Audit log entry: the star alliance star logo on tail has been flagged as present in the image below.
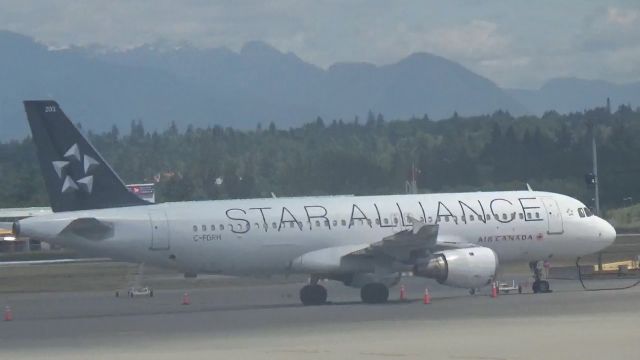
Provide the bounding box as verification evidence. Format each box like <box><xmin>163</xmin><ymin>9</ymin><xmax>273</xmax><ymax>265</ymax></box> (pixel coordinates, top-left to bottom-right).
<box><xmin>51</xmin><ymin>143</ymin><xmax>100</xmax><ymax>194</ymax></box>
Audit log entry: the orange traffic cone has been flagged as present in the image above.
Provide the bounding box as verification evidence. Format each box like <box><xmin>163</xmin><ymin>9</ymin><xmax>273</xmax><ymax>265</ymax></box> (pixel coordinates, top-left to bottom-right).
<box><xmin>491</xmin><ymin>282</ymin><xmax>498</xmax><ymax>298</ymax></box>
<box><xmin>423</xmin><ymin>288</ymin><xmax>431</xmax><ymax>304</ymax></box>
<box><xmin>399</xmin><ymin>285</ymin><xmax>406</xmax><ymax>301</ymax></box>
<box><xmin>182</xmin><ymin>292</ymin><xmax>191</xmax><ymax>305</ymax></box>
<box><xmin>4</xmin><ymin>306</ymin><xmax>13</xmax><ymax>321</ymax></box>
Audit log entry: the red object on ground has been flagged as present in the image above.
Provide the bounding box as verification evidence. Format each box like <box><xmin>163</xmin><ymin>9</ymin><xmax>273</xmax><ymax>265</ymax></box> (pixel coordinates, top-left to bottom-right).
<box><xmin>4</xmin><ymin>306</ymin><xmax>13</xmax><ymax>321</ymax></box>
<box><xmin>423</xmin><ymin>288</ymin><xmax>431</xmax><ymax>304</ymax></box>
<box><xmin>491</xmin><ymin>282</ymin><xmax>498</xmax><ymax>298</ymax></box>
<box><xmin>182</xmin><ymin>292</ymin><xmax>191</xmax><ymax>305</ymax></box>
<box><xmin>400</xmin><ymin>285</ymin><xmax>406</xmax><ymax>301</ymax></box>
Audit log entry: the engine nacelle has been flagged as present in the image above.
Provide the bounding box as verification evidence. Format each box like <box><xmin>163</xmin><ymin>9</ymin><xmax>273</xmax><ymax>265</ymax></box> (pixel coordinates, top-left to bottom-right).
<box><xmin>413</xmin><ymin>247</ymin><xmax>498</xmax><ymax>289</ymax></box>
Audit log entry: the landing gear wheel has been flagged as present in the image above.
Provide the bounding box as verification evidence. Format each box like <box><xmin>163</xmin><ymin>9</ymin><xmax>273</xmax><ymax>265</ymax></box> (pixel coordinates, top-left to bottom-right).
<box><xmin>360</xmin><ymin>283</ymin><xmax>389</xmax><ymax>304</ymax></box>
<box><xmin>532</xmin><ymin>280</ymin><xmax>551</xmax><ymax>293</ymax></box>
<box><xmin>530</xmin><ymin>261</ymin><xmax>552</xmax><ymax>294</ymax></box>
<box><xmin>299</xmin><ymin>284</ymin><xmax>327</xmax><ymax>305</ymax></box>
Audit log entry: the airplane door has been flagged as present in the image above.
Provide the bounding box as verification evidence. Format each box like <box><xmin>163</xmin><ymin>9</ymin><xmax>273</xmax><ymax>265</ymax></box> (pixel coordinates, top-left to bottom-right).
<box><xmin>541</xmin><ymin>197</ymin><xmax>564</xmax><ymax>235</ymax></box>
<box><xmin>149</xmin><ymin>210</ymin><xmax>170</xmax><ymax>250</ymax></box>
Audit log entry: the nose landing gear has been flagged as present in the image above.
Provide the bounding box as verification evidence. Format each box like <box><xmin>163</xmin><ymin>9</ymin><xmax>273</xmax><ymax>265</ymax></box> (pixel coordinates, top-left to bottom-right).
<box><xmin>530</xmin><ymin>261</ymin><xmax>552</xmax><ymax>293</ymax></box>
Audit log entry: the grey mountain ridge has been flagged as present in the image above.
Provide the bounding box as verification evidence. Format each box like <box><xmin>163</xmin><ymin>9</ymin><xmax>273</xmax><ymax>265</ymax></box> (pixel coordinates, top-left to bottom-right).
<box><xmin>0</xmin><ymin>30</ymin><xmax>637</xmax><ymax>140</ymax></box>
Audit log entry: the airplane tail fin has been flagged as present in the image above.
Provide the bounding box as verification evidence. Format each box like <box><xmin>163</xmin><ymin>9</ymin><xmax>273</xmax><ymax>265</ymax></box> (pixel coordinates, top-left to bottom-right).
<box><xmin>23</xmin><ymin>100</ymin><xmax>149</xmax><ymax>212</ymax></box>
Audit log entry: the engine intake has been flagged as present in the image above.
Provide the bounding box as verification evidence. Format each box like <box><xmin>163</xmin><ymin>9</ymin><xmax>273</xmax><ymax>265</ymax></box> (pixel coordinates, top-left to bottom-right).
<box><xmin>413</xmin><ymin>247</ymin><xmax>498</xmax><ymax>289</ymax></box>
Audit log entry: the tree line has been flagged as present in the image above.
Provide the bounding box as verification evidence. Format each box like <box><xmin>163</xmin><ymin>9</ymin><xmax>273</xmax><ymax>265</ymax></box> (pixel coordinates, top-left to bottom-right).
<box><xmin>1</xmin><ymin>105</ymin><xmax>639</xmax><ymax>214</ymax></box>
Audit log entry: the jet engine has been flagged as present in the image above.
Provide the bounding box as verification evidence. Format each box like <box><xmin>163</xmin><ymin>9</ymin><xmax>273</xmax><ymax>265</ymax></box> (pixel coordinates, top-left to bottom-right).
<box><xmin>413</xmin><ymin>247</ymin><xmax>498</xmax><ymax>289</ymax></box>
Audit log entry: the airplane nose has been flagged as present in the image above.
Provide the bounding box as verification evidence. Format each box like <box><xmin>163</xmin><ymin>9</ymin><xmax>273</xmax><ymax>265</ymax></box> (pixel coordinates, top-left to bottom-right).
<box><xmin>596</xmin><ymin>218</ymin><xmax>616</xmax><ymax>249</ymax></box>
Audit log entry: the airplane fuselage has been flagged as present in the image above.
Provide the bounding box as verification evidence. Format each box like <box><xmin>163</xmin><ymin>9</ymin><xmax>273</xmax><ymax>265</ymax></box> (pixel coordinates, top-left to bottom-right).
<box><xmin>18</xmin><ymin>190</ymin><xmax>615</xmax><ymax>277</ymax></box>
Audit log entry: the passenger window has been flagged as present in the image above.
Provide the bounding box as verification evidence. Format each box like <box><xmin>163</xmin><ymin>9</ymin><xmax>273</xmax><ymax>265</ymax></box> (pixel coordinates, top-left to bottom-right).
<box><xmin>445</xmin><ymin>216</ymin><xmax>450</xmax><ymax>222</ymax></box>
<box><xmin>526</xmin><ymin>213</ymin><xmax>532</xmax><ymax>219</ymax></box>
<box><xmin>486</xmin><ymin>214</ymin><xmax>491</xmax><ymax>220</ymax></box>
<box><xmin>220</xmin><ymin>224</ymin><xmax>225</xmax><ymax>230</ymax></box>
<box><xmin>469</xmin><ymin>215</ymin><xmax>474</xmax><ymax>221</ymax></box>
<box><xmin>519</xmin><ymin>213</ymin><xmax>524</xmax><ymax>220</ymax></box>
<box><xmin>375</xmin><ymin>218</ymin><xmax>380</xmax><ymax>225</ymax></box>
<box><xmin>384</xmin><ymin>218</ymin><xmax>389</xmax><ymax>225</ymax></box>
<box><xmin>359</xmin><ymin>219</ymin><xmax>364</xmax><ymax>225</ymax></box>
<box><xmin>193</xmin><ymin>225</ymin><xmax>198</xmax><ymax>232</ymax></box>
<box><xmin>428</xmin><ymin>216</ymin><xmax>433</xmax><ymax>223</ymax></box>
<box><xmin>333</xmin><ymin>220</ymin><xmax>338</xmax><ymax>226</ymax></box>
<box><xmin>578</xmin><ymin>208</ymin><xmax>585</xmax><ymax>218</ymax></box>
<box><xmin>315</xmin><ymin>220</ymin><xmax>321</xmax><ymax>227</ymax></box>
<box><xmin>211</xmin><ymin>225</ymin><xmax>215</xmax><ymax>231</ymax></box>
<box><xmin>393</xmin><ymin>217</ymin><xmax>399</xmax><ymax>224</ymax></box>
<box><xmin>461</xmin><ymin>215</ymin><xmax>466</xmax><ymax>222</ymax></box>
<box><xmin>272</xmin><ymin>222</ymin><xmax>277</xmax><ymax>229</ymax></box>
<box><xmin>502</xmin><ymin>213</ymin><xmax>507</xmax><ymax>220</ymax></box>
<box><xmin>535</xmin><ymin>212</ymin><xmax>540</xmax><ymax>219</ymax></box>
<box><xmin>341</xmin><ymin>219</ymin><xmax>347</xmax><ymax>226</ymax></box>
<box><xmin>254</xmin><ymin>223</ymin><xmax>260</xmax><ymax>229</ymax></box>
<box><xmin>201</xmin><ymin>225</ymin><xmax>207</xmax><ymax>231</ymax></box>
<box><xmin>325</xmin><ymin>220</ymin><xmax>330</xmax><ymax>227</ymax></box>
<box><xmin>289</xmin><ymin>222</ymin><xmax>295</xmax><ymax>228</ymax></box>
<box><xmin>419</xmin><ymin>217</ymin><xmax>425</xmax><ymax>222</ymax></box>
<box><xmin>349</xmin><ymin>220</ymin><xmax>354</xmax><ymax>226</ymax></box>
<box><xmin>367</xmin><ymin>219</ymin><xmax>372</xmax><ymax>226</ymax></box>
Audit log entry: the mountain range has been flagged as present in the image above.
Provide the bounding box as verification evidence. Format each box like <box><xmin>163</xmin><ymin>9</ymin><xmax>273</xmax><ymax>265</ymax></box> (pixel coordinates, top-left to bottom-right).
<box><xmin>0</xmin><ymin>30</ymin><xmax>638</xmax><ymax>140</ymax></box>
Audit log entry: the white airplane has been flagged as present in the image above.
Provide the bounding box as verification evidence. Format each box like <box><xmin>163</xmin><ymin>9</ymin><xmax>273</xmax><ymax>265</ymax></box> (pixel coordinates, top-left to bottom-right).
<box><xmin>13</xmin><ymin>101</ymin><xmax>616</xmax><ymax>304</ymax></box>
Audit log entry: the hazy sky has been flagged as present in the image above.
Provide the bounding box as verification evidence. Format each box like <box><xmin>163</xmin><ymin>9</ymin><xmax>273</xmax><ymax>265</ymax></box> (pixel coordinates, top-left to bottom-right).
<box><xmin>1</xmin><ymin>0</ymin><xmax>639</xmax><ymax>88</ymax></box>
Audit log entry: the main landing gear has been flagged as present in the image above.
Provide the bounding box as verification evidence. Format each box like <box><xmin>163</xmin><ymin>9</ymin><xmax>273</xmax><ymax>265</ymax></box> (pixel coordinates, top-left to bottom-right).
<box><xmin>300</xmin><ymin>277</ymin><xmax>327</xmax><ymax>306</ymax></box>
<box><xmin>360</xmin><ymin>283</ymin><xmax>389</xmax><ymax>304</ymax></box>
<box><xmin>299</xmin><ymin>278</ymin><xmax>391</xmax><ymax>305</ymax></box>
<box><xmin>529</xmin><ymin>261</ymin><xmax>551</xmax><ymax>294</ymax></box>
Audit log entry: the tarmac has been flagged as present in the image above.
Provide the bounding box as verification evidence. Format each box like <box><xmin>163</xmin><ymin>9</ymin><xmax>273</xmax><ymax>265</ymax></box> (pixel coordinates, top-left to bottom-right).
<box><xmin>1</xmin><ymin>272</ymin><xmax>639</xmax><ymax>359</ymax></box>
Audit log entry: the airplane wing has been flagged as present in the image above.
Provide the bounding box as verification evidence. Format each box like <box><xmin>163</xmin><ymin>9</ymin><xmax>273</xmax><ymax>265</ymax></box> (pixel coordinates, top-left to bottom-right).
<box><xmin>292</xmin><ymin>217</ymin><xmax>479</xmax><ymax>274</ymax></box>
<box><xmin>349</xmin><ymin>217</ymin><xmax>476</xmax><ymax>261</ymax></box>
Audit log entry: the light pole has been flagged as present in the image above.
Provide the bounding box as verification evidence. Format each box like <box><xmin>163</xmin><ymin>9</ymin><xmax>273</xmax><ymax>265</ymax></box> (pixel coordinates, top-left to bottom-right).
<box><xmin>591</xmin><ymin>125</ymin><xmax>600</xmax><ymax>216</ymax></box>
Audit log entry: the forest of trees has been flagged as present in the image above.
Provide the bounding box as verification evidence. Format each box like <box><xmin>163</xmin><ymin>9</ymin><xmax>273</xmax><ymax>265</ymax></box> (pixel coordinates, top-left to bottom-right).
<box><xmin>1</xmin><ymin>105</ymin><xmax>639</xmax><ymax>214</ymax></box>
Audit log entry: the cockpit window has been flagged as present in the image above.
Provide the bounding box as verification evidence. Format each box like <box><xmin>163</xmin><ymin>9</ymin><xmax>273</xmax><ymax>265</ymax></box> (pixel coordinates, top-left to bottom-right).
<box><xmin>584</xmin><ymin>207</ymin><xmax>593</xmax><ymax>217</ymax></box>
<box><xmin>578</xmin><ymin>208</ymin><xmax>585</xmax><ymax>218</ymax></box>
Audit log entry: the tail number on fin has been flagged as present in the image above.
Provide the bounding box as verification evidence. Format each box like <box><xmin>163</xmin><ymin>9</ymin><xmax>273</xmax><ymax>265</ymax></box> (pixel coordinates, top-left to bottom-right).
<box><xmin>45</xmin><ymin>106</ymin><xmax>57</xmax><ymax>113</ymax></box>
